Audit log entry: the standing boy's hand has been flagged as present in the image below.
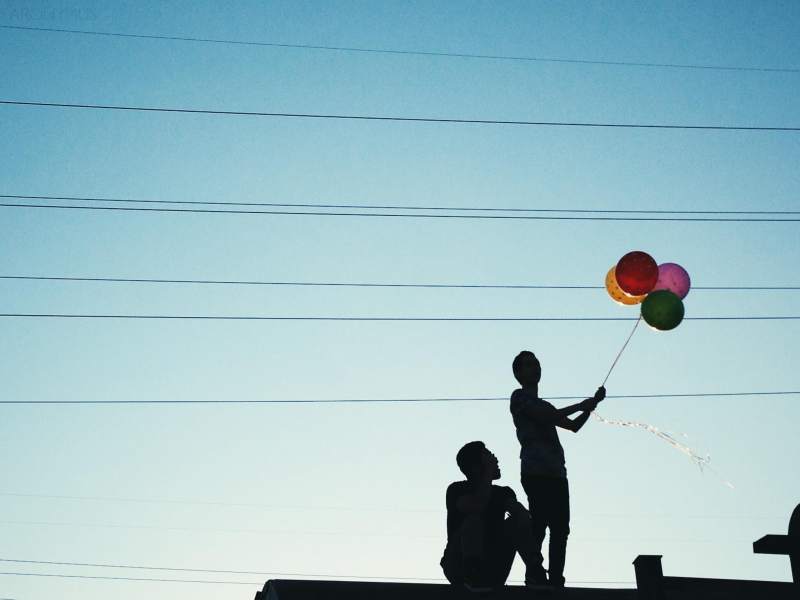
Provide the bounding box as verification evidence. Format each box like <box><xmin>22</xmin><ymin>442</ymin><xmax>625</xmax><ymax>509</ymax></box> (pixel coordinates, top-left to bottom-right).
<box><xmin>579</xmin><ymin>387</ymin><xmax>605</xmax><ymax>412</ymax></box>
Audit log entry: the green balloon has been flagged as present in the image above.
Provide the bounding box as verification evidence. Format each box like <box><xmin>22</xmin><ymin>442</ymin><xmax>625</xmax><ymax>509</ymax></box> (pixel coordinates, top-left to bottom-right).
<box><xmin>641</xmin><ymin>290</ymin><xmax>684</xmax><ymax>331</ymax></box>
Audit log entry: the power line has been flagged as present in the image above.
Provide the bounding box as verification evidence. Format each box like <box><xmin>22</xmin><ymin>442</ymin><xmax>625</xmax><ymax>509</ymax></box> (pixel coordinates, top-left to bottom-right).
<box><xmin>0</xmin><ymin>569</ymin><xmax>631</xmax><ymax>588</ymax></box>
<box><xmin>0</xmin><ymin>491</ymin><xmax>785</xmax><ymax>520</ymax></box>
<box><xmin>0</xmin><ymin>519</ymin><xmax>440</xmax><ymax>539</ymax></box>
<box><xmin>2</xmin><ymin>100</ymin><xmax>799</xmax><ymax>131</ymax></box>
<box><xmin>0</xmin><ymin>558</ymin><xmax>634</xmax><ymax>586</ymax></box>
<box><xmin>0</xmin><ymin>491</ymin><xmax>438</xmax><ymax>512</ymax></box>
<box><xmin>3</xmin><ymin>202</ymin><xmax>799</xmax><ymax>222</ymax></box>
<box><xmin>0</xmin><ymin>558</ymin><xmax>437</xmax><ymax>582</ymax></box>
<box><xmin>0</xmin><ymin>570</ymin><xmax>258</xmax><ymax>585</ymax></box>
<box><xmin>0</xmin><ymin>275</ymin><xmax>593</xmax><ymax>289</ymax></box>
<box><xmin>3</xmin><ymin>193</ymin><xmax>799</xmax><ymax>215</ymax></box>
<box><xmin>0</xmin><ymin>520</ymin><xmax>744</xmax><ymax>544</ymax></box>
<box><xmin>0</xmin><ymin>571</ymin><xmax>633</xmax><ymax>588</ymax></box>
<box><xmin>0</xmin><ymin>558</ymin><xmax>446</xmax><ymax>581</ymax></box>
<box><xmin>0</xmin><ymin>397</ymin><xmax>508</xmax><ymax>405</ymax></box>
<box><xmin>1</xmin><ymin>391</ymin><xmax>797</xmax><ymax>405</ymax></box>
<box><xmin>0</xmin><ymin>313</ymin><xmax>798</xmax><ymax>322</ymax></box>
<box><xmin>1</xmin><ymin>23</ymin><xmax>796</xmax><ymax>75</ymax></box>
<box><xmin>1</xmin><ymin>274</ymin><xmax>797</xmax><ymax>291</ymax></box>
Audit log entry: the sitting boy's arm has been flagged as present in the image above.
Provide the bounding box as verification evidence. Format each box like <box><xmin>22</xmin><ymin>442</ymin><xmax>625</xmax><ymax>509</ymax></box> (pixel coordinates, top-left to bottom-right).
<box><xmin>506</xmin><ymin>498</ymin><xmax>530</xmax><ymax>519</ymax></box>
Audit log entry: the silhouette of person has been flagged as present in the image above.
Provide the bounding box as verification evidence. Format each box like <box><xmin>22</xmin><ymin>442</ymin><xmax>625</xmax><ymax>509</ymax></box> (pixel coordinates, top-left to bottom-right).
<box><xmin>510</xmin><ymin>351</ymin><xmax>605</xmax><ymax>589</ymax></box>
<box><xmin>440</xmin><ymin>441</ymin><xmax>537</xmax><ymax>592</ymax></box>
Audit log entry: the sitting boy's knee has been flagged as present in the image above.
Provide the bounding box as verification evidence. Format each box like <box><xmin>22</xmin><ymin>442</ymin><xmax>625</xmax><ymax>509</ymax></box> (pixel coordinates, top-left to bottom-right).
<box><xmin>504</xmin><ymin>512</ymin><xmax>532</xmax><ymax>536</ymax></box>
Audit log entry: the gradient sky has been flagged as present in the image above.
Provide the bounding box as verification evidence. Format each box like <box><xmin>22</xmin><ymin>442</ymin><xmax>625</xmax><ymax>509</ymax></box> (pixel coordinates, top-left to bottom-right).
<box><xmin>1</xmin><ymin>2</ymin><xmax>799</xmax><ymax>599</ymax></box>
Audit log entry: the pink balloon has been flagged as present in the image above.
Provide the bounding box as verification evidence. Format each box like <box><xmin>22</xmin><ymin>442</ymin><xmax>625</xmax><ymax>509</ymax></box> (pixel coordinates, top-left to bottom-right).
<box><xmin>654</xmin><ymin>263</ymin><xmax>691</xmax><ymax>299</ymax></box>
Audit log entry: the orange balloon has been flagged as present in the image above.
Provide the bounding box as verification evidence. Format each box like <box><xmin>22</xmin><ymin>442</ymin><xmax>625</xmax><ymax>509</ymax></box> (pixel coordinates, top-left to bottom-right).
<box><xmin>606</xmin><ymin>266</ymin><xmax>646</xmax><ymax>306</ymax></box>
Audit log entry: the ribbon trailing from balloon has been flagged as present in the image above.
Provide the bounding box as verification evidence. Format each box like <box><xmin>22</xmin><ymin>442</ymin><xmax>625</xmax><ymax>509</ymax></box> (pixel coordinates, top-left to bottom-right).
<box><xmin>591</xmin><ymin>410</ymin><xmax>734</xmax><ymax>489</ymax></box>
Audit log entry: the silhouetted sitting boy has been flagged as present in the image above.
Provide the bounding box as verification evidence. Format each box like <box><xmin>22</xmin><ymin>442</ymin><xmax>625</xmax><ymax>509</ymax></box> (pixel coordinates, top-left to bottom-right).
<box><xmin>440</xmin><ymin>441</ymin><xmax>536</xmax><ymax>592</ymax></box>
<box><xmin>510</xmin><ymin>350</ymin><xmax>605</xmax><ymax>589</ymax></box>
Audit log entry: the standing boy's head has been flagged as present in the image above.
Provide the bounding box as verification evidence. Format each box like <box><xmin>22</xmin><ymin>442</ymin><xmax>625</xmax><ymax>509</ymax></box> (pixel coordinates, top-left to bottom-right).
<box><xmin>456</xmin><ymin>441</ymin><xmax>501</xmax><ymax>481</ymax></box>
<box><xmin>513</xmin><ymin>350</ymin><xmax>541</xmax><ymax>386</ymax></box>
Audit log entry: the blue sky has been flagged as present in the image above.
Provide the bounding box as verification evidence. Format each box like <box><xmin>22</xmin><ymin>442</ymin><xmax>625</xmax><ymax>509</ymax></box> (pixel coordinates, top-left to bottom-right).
<box><xmin>1</xmin><ymin>2</ymin><xmax>798</xmax><ymax>599</ymax></box>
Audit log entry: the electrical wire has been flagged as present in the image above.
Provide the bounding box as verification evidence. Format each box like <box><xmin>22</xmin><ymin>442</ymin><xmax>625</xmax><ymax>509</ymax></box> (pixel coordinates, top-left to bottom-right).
<box><xmin>4</xmin><ymin>201</ymin><xmax>800</xmax><ymax>221</ymax></box>
<box><xmin>0</xmin><ymin>558</ymin><xmax>457</xmax><ymax>581</ymax></box>
<box><xmin>2</xmin><ymin>100</ymin><xmax>799</xmax><ymax>131</ymax></box>
<box><xmin>0</xmin><ymin>391</ymin><xmax>797</xmax><ymax>405</ymax></box>
<box><xmin>1</xmin><ymin>23</ymin><xmax>796</xmax><ymax>74</ymax></box>
<box><xmin>8</xmin><ymin>558</ymin><xmax>413</xmax><ymax>579</ymax></box>
<box><xmin>0</xmin><ymin>313</ymin><xmax>798</xmax><ymax>321</ymax></box>
<box><xmin>0</xmin><ymin>558</ymin><xmax>635</xmax><ymax>585</ymax></box>
<box><xmin>3</xmin><ymin>194</ymin><xmax>799</xmax><ymax>215</ymax></box>
<box><xmin>0</xmin><ymin>491</ymin><xmax>786</xmax><ymax>519</ymax></box>
<box><xmin>0</xmin><ymin>571</ymin><xmax>258</xmax><ymax>585</ymax></box>
<box><xmin>0</xmin><ymin>569</ymin><xmax>633</xmax><ymax>587</ymax></box>
<box><xmin>0</xmin><ymin>492</ymin><xmax>436</xmax><ymax>512</ymax></box>
<box><xmin>1</xmin><ymin>274</ymin><xmax>797</xmax><ymax>290</ymax></box>
<box><xmin>0</xmin><ymin>519</ymin><xmax>440</xmax><ymax>539</ymax></box>
<box><xmin>0</xmin><ymin>520</ymin><xmax>744</xmax><ymax>544</ymax></box>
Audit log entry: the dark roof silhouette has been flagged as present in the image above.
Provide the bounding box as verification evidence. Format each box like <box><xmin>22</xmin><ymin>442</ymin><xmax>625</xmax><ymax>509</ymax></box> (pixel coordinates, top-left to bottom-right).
<box><xmin>634</xmin><ymin>555</ymin><xmax>796</xmax><ymax>600</ymax></box>
<box><xmin>256</xmin><ymin>579</ymin><xmax>636</xmax><ymax>599</ymax></box>
<box><xmin>253</xmin><ymin>502</ymin><xmax>799</xmax><ymax>599</ymax></box>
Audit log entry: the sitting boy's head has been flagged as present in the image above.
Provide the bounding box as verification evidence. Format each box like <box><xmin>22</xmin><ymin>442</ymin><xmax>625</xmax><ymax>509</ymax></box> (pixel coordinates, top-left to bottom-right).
<box><xmin>513</xmin><ymin>350</ymin><xmax>541</xmax><ymax>386</ymax></box>
<box><xmin>456</xmin><ymin>441</ymin><xmax>500</xmax><ymax>481</ymax></box>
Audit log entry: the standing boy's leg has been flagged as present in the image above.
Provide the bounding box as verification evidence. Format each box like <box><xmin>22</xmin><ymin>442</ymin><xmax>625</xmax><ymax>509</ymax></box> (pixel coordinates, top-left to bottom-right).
<box><xmin>521</xmin><ymin>474</ymin><xmax>548</xmax><ymax>584</ymax></box>
<box><xmin>546</xmin><ymin>478</ymin><xmax>571</xmax><ymax>587</ymax></box>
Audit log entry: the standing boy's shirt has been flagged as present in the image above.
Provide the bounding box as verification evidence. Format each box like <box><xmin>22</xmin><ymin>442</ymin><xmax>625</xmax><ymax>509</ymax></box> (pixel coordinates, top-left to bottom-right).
<box><xmin>510</xmin><ymin>388</ymin><xmax>567</xmax><ymax>478</ymax></box>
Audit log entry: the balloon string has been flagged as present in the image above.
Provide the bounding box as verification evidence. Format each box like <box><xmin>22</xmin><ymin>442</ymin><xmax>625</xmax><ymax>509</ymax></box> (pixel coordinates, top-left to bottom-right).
<box><xmin>601</xmin><ymin>315</ymin><xmax>642</xmax><ymax>386</ymax></box>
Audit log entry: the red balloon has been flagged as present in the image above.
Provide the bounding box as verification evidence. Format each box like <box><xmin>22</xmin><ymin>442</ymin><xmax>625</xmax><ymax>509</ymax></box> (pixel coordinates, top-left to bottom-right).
<box><xmin>615</xmin><ymin>251</ymin><xmax>658</xmax><ymax>296</ymax></box>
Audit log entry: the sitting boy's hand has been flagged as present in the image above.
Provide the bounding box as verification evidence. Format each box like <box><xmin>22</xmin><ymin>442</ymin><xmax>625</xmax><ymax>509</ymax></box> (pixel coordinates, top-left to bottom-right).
<box><xmin>594</xmin><ymin>386</ymin><xmax>606</xmax><ymax>402</ymax></box>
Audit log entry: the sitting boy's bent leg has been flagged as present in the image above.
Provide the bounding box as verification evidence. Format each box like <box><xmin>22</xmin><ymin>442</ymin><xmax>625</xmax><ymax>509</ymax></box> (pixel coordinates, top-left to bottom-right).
<box><xmin>440</xmin><ymin>549</ymin><xmax>463</xmax><ymax>585</ymax></box>
<box><xmin>440</xmin><ymin>515</ymin><xmax>487</xmax><ymax>586</ymax></box>
<box><xmin>459</xmin><ymin>514</ymin><xmax>485</xmax><ymax>558</ymax></box>
<box><xmin>485</xmin><ymin>529</ymin><xmax>517</xmax><ymax>586</ymax></box>
<box><xmin>504</xmin><ymin>510</ymin><xmax>536</xmax><ymax>567</ymax></box>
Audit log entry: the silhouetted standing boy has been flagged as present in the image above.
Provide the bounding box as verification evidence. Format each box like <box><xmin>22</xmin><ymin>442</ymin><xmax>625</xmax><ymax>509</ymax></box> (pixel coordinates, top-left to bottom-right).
<box><xmin>510</xmin><ymin>351</ymin><xmax>605</xmax><ymax>588</ymax></box>
<box><xmin>440</xmin><ymin>441</ymin><xmax>537</xmax><ymax>592</ymax></box>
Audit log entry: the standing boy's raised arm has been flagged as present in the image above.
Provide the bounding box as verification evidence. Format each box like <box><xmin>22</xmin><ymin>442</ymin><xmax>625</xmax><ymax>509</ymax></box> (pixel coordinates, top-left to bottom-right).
<box><xmin>518</xmin><ymin>398</ymin><xmax>597</xmax><ymax>424</ymax></box>
<box><xmin>556</xmin><ymin>387</ymin><xmax>606</xmax><ymax>432</ymax></box>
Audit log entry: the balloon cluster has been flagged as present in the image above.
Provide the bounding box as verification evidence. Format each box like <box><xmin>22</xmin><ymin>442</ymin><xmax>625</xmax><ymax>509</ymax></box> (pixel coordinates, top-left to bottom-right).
<box><xmin>605</xmin><ymin>251</ymin><xmax>690</xmax><ymax>331</ymax></box>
